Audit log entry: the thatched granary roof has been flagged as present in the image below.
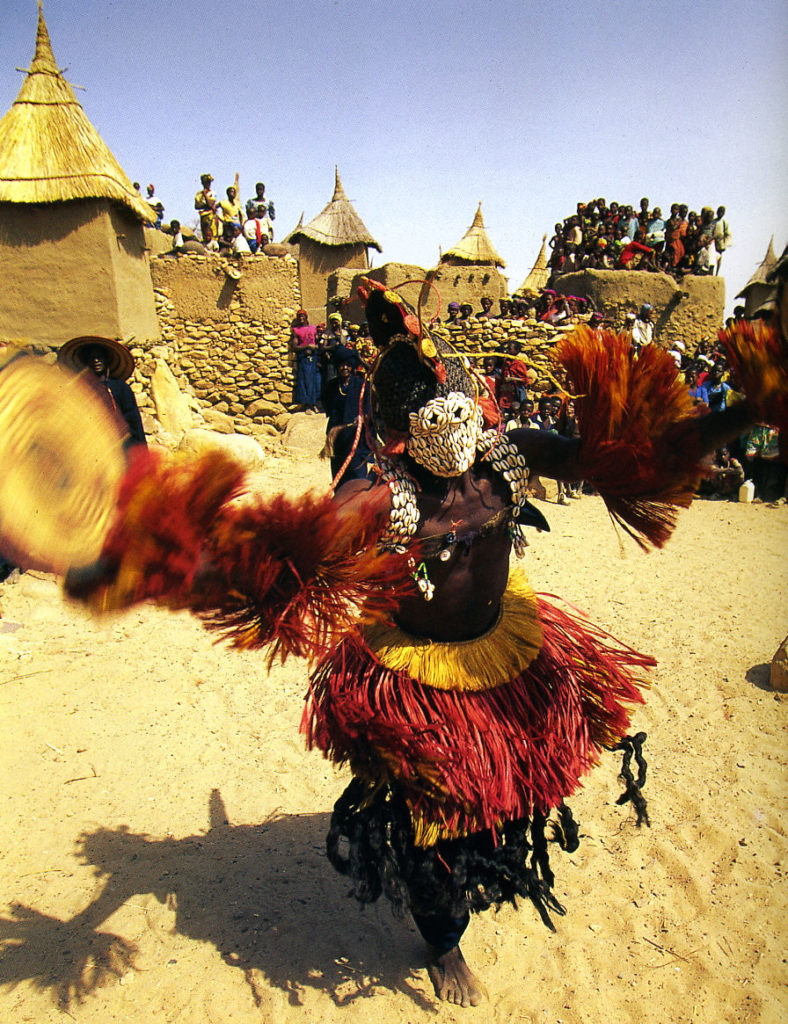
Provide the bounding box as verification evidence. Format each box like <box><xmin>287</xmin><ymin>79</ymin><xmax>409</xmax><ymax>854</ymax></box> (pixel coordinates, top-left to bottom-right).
<box><xmin>735</xmin><ymin>236</ymin><xmax>777</xmax><ymax>299</ymax></box>
<box><xmin>0</xmin><ymin>4</ymin><xmax>154</xmax><ymax>223</ymax></box>
<box><xmin>517</xmin><ymin>235</ymin><xmax>549</xmax><ymax>294</ymax></box>
<box><xmin>289</xmin><ymin>168</ymin><xmax>381</xmax><ymax>251</ymax></box>
<box><xmin>440</xmin><ymin>203</ymin><xmax>505</xmax><ymax>268</ymax></box>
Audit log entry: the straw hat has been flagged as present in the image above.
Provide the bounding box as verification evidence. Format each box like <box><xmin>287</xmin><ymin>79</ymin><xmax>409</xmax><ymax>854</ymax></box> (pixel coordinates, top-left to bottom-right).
<box><xmin>0</xmin><ymin>357</ymin><xmax>125</xmax><ymax>573</ymax></box>
<box><xmin>57</xmin><ymin>335</ymin><xmax>135</xmax><ymax>381</ymax></box>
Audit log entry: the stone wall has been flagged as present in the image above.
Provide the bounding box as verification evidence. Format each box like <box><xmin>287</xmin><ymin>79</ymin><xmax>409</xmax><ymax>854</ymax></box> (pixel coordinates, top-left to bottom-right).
<box><xmin>126</xmin><ymin>253</ymin><xmax>301</xmax><ymax>436</ymax></box>
<box><xmin>553</xmin><ymin>269</ymin><xmax>724</xmax><ymax>348</ymax></box>
<box><xmin>432</xmin><ymin>316</ymin><xmax>575</xmax><ymax>393</ymax></box>
<box><xmin>328</xmin><ymin>261</ymin><xmax>510</xmax><ymax>327</ymax></box>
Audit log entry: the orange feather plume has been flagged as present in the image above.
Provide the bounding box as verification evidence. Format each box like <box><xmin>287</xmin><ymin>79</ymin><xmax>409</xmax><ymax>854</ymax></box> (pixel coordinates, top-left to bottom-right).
<box><xmin>555</xmin><ymin>327</ymin><xmax>706</xmax><ymax>549</ymax></box>
<box><xmin>718</xmin><ymin>318</ymin><xmax>788</xmax><ymax>447</ymax></box>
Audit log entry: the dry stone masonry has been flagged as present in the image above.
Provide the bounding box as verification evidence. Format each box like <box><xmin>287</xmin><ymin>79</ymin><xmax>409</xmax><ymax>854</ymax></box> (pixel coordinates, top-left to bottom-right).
<box><xmin>128</xmin><ymin>254</ymin><xmax>302</xmax><ymax>437</ymax></box>
<box><xmin>433</xmin><ymin>317</ymin><xmax>576</xmax><ymax>392</ymax></box>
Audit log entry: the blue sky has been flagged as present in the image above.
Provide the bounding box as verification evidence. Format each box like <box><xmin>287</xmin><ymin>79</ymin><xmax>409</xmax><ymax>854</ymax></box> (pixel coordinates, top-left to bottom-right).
<box><xmin>2</xmin><ymin>0</ymin><xmax>786</xmax><ymax>312</ymax></box>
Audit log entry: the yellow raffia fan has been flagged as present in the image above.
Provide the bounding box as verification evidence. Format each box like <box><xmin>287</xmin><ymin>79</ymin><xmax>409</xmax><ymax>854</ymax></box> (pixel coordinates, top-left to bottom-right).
<box><xmin>0</xmin><ymin>357</ymin><xmax>125</xmax><ymax>574</ymax></box>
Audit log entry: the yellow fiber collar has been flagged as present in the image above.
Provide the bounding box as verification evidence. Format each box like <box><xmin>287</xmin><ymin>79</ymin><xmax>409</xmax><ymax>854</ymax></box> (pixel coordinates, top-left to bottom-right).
<box><xmin>363</xmin><ymin>570</ymin><xmax>543</xmax><ymax>692</ymax></box>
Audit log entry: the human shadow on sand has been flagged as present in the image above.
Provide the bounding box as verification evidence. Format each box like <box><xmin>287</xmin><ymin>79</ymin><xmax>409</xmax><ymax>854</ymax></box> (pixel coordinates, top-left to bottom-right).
<box><xmin>0</xmin><ymin>789</ymin><xmax>434</xmax><ymax>1011</ymax></box>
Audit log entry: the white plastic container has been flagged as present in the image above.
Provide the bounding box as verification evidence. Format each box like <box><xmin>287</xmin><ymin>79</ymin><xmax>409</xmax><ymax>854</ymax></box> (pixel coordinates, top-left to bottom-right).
<box><xmin>738</xmin><ymin>480</ymin><xmax>755</xmax><ymax>503</ymax></box>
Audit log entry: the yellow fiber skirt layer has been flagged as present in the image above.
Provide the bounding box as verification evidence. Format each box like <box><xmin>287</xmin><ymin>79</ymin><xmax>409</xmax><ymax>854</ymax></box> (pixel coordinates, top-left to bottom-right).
<box><xmin>362</xmin><ymin>569</ymin><xmax>543</xmax><ymax>692</ymax></box>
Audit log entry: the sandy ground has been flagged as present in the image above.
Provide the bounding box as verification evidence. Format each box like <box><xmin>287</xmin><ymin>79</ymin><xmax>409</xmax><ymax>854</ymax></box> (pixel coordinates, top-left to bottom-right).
<box><xmin>1</xmin><ymin>446</ymin><xmax>786</xmax><ymax>1024</ymax></box>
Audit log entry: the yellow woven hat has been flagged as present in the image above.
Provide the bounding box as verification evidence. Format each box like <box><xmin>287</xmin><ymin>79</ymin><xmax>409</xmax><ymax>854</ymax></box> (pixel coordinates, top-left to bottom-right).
<box><xmin>0</xmin><ymin>357</ymin><xmax>125</xmax><ymax>574</ymax></box>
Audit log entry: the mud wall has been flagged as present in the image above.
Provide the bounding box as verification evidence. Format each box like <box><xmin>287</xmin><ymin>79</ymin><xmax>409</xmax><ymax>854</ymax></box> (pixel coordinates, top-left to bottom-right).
<box><xmin>553</xmin><ymin>269</ymin><xmax>724</xmax><ymax>347</ymax></box>
<box><xmin>296</xmin><ymin>237</ymin><xmax>369</xmax><ymax>324</ymax></box>
<box><xmin>419</xmin><ymin>263</ymin><xmax>509</xmax><ymax>320</ymax></box>
<box><xmin>0</xmin><ymin>198</ymin><xmax>157</xmax><ymax>347</ymax></box>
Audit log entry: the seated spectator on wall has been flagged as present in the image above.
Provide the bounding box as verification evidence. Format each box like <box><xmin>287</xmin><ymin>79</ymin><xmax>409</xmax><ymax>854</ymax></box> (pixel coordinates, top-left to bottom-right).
<box><xmin>617</xmin><ymin>239</ymin><xmax>656</xmax><ymax>271</ymax></box>
<box><xmin>169</xmin><ymin>219</ymin><xmax>184</xmax><ymax>250</ymax></box>
<box><xmin>562</xmin><ymin>243</ymin><xmax>580</xmax><ymax>273</ymax></box>
<box><xmin>202</xmin><ymin>225</ymin><xmax>220</xmax><ymax>252</ymax></box>
<box><xmin>230</xmin><ymin>223</ymin><xmax>252</xmax><ymax>254</ymax></box>
<box><xmin>168</xmin><ymin>220</ymin><xmax>206</xmax><ymax>255</ymax></box>
<box><xmin>498</xmin><ymin>297</ymin><xmax>512</xmax><ymax>318</ymax></box>
<box><xmin>218</xmin><ymin>222</ymin><xmax>235</xmax><ymax>255</ymax></box>
<box><xmin>459</xmin><ymin>303</ymin><xmax>474</xmax><ymax>321</ymax></box>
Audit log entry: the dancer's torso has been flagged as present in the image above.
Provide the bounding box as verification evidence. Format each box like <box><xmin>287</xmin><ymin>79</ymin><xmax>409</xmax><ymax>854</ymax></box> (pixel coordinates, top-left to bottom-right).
<box><xmin>391</xmin><ymin>461</ymin><xmax>513</xmax><ymax>642</ymax></box>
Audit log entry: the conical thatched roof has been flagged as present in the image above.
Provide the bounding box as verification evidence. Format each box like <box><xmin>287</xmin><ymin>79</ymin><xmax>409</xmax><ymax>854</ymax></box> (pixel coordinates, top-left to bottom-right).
<box><xmin>517</xmin><ymin>235</ymin><xmax>549</xmax><ymax>294</ymax></box>
<box><xmin>0</xmin><ymin>4</ymin><xmax>154</xmax><ymax>223</ymax></box>
<box><xmin>735</xmin><ymin>236</ymin><xmax>777</xmax><ymax>298</ymax></box>
<box><xmin>289</xmin><ymin>168</ymin><xmax>381</xmax><ymax>251</ymax></box>
<box><xmin>440</xmin><ymin>203</ymin><xmax>505</xmax><ymax>267</ymax></box>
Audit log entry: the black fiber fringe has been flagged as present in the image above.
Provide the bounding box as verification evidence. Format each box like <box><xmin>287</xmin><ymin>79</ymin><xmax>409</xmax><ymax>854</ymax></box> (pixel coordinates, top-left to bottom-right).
<box><xmin>326</xmin><ymin>779</ymin><xmax>579</xmax><ymax>931</ymax></box>
<box><xmin>613</xmin><ymin>731</ymin><xmax>650</xmax><ymax>827</ymax></box>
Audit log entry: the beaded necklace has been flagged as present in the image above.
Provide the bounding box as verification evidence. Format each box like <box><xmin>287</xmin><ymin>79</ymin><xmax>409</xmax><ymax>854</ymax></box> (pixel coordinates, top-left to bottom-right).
<box><xmin>378</xmin><ymin>431</ymin><xmax>533</xmax><ymax>599</ymax></box>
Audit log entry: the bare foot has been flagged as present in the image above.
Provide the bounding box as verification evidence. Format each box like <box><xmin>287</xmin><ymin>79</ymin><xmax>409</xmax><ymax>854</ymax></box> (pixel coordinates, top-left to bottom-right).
<box><xmin>428</xmin><ymin>945</ymin><xmax>484</xmax><ymax>1007</ymax></box>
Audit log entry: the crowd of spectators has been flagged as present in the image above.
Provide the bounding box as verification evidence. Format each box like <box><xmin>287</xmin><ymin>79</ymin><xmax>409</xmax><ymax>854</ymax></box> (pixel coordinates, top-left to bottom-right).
<box><xmin>443</xmin><ymin>293</ymin><xmax>598</xmax><ymax>326</ymax></box>
<box><xmin>442</xmin><ymin>297</ymin><xmax>783</xmax><ymax>505</ymax></box>
<box><xmin>136</xmin><ymin>174</ymin><xmax>277</xmax><ymax>256</ymax></box>
<box><xmin>192</xmin><ymin>174</ymin><xmax>276</xmax><ymax>255</ymax></box>
<box><xmin>663</xmin><ymin>332</ymin><xmax>783</xmax><ymax>502</ymax></box>
<box><xmin>130</xmin><ymin>178</ymin><xmax>781</xmax><ymax>504</ymax></box>
<box><xmin>548</xmin><ymin>198</ymin><xmax>732</xmax><ymax>281</ymax></box>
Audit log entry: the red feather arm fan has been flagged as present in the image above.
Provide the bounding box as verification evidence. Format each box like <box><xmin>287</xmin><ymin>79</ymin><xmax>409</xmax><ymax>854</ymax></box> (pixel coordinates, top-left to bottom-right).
<box><xmin>555</xmin><ymin>327</ymin><xmax>708</xmax><ymax>550</ymax></box>
<box><xmin>65</xmin><ymin>448</ymin><xmax>412</xmax><ymax>666</ymax></box>
<box><xmin>718</xmin><ymin>318</ymin><xmax>788</xmax><ymax>457</ymax></box>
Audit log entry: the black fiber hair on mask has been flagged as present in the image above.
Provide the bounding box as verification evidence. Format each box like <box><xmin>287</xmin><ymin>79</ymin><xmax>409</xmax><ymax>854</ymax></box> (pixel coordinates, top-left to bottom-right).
<box><xmin>366</xmin><ymin>289</ymin><xmax>477</xmax><ymax>433</ymax></box>
<box><xmin>374</xmin><ymin>340</ymin><xmax>436</xmax><ymax>433</ymax></box>
<box><xmin>374</xmin><ymin>338</ymin><xmax>478</xmax><ymax>434</ymax></box>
